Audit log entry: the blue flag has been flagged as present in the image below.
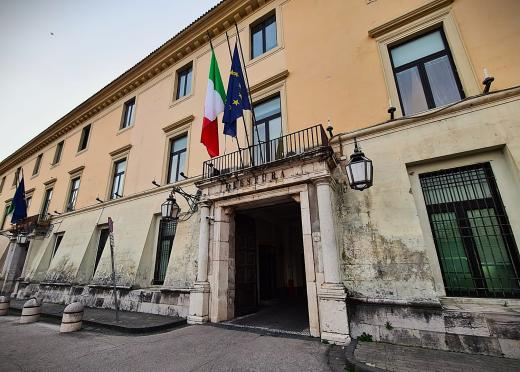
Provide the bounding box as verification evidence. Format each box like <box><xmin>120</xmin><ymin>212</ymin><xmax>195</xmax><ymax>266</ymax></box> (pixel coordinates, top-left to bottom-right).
<box><xmin>11</xmin><ymin>177</ymin><xmax>27</xmax><ymax>224</ymax></box>
<box><xmin>222</xmin><ymin>43</ymin><xmax>251</xmax><ymax>137</ymax></box>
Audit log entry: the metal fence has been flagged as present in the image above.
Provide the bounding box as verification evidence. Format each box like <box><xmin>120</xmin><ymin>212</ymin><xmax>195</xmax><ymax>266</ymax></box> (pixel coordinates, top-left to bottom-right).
<box><xmin>202</xmin><ymin>124</ymin><xmax>329</xmax><ymax>180</ymax></box>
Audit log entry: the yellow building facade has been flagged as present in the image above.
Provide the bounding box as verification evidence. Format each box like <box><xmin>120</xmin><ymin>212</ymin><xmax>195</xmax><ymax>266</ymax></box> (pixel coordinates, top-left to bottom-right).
<box><xmin>1</xmin><ymin>0</ymin><xmax>520</xmax><ymax>355</ymax></box>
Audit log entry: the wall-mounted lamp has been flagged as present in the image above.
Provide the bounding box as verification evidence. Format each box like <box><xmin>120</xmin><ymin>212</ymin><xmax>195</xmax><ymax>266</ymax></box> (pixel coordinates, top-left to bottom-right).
<box><xmin>179</xmin><ymin>172</ymin><xmax>188</xmax><ymax>180</ymax></box>
<box><xmin>387</xmin><ymin>98</ymin><xmax>396</xmax><ymax>120</ymax></box>
<box><xmin>53</xmin><ymin>210</ymin><xmax>61</xmax><ymax>215</ymax></box>
<box><xmin>326</xmin><ymin>119</ymin><xmax>334</xmax><ymax>138</ymax></box>
<box><xmin>346</xmin><ymin>138</ymin><xmax>373</xmax><ymax>191</ymax></box>
<box><xmin>96</xmin><ymin>197</ymin><xmax>104</xmax><ymax>203</ymax></box>
<box><xmin>152</xmin><ymin>180</ymin><xmax>161</xmax><ymax>187</ymax></box>
<box><xmin>16</xmin><ymin>234</ymin><xmax>28</xmax><ymax>244</ymax></box>
<box><xmin>482</xmin><ymin>67</ymin><xmax>494</xmax><ymax>94</ymax></box>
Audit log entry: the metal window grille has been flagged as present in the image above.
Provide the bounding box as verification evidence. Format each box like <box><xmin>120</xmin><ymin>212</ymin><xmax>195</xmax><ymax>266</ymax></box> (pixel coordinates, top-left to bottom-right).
<box><xmin>420</xmin><ymin>163</ymin><xmax>520</xmax><ymax>298</ymax></box>
<box><xmin>153</xmin><ymin>218</ymin><xmax>178</xmax><ymax>285</ymax></box>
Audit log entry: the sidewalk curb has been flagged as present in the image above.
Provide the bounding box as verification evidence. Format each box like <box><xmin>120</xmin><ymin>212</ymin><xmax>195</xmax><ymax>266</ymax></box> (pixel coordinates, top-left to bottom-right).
<box><xmin>344</xmin><ymin>340</ymin><xmax>387</xmax><ymax>372</ymax></box>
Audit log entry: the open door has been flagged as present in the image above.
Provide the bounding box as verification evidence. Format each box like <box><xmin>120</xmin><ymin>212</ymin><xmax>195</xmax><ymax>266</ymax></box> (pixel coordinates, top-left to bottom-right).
<box><xmin>235</xmin><ymin>214</ymin><xmax>257</xmax><ymax>316</ymax></box>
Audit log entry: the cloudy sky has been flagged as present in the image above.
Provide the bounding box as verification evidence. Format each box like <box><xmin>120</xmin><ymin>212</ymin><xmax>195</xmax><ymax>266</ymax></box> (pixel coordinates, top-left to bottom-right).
<box><xmin>0</xmin><ymin>0</ymin><xmax>221</xmax><ymax>162</ymax></box>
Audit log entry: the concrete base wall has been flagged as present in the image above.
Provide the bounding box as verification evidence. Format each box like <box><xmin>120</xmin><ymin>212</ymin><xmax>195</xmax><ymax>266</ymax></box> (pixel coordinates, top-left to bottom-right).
<box><xmin>16</xmin><ymin>282</ymin><xmax>190</xmax><ymax>318</ymax></box>
<box><xmin>348</xmin><ymin>302</ymin><xmax>520</xmax><ymax>359</ymax></box>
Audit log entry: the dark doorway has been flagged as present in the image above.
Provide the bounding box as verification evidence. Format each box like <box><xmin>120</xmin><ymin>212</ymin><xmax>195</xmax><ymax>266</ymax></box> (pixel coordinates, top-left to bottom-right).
<box><xmin>232</xmin><ymin>201</ymin><xmax>309</xmax><ymax>335</ymax></box>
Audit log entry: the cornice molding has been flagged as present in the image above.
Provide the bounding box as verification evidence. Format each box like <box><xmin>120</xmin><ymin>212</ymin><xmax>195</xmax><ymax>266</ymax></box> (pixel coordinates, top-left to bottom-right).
<box><xmin>250</xmin><ymin>69</ymin><xmax>289</xmax><ymax>94</ymax></box>
<box><xmin>68</xmin><ymin>165</ymin><xmax>85</xmax><ymax>175</ymax></box>
<box><xmin>109</xmin><ymin>144</ymin><xmax>132</xmax><ymax>158</ymax></box>
<box><xmin>368</xmin><ymin>0</ymin><xmax>454</xmax><ymax>38</ymax></box>
<box><xmin>0</xmin><ymin>0</ymin><xmax>274</xmax><ymax>175</ymax></box>
<box><xmin>43</xmin><ymin>178</ymin><xmax>57</xmax><ymax>187</ymax></box>
<box><xmin>162</xmin><ymin>115</ymin><xmax>195</xmax><ymax>134</ymax></box>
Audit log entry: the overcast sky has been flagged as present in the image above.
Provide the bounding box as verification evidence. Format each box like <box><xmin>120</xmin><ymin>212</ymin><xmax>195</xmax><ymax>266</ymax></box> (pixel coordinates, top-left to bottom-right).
<box><xmin>0</xmin><ymin>0</ymin><xmax>221</xmax><ymax>162</ymax></box>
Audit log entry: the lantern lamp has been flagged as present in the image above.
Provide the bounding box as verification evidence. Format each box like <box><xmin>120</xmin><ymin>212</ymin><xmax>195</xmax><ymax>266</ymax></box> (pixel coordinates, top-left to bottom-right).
<box><xmin>16</xmin><ymin>234</ymin><xmax>28</xmax><ymax>244</ymax></box>
<box><xmin>161</xmin><ymin>192</ymin><xmax>181</xmax><ymax>220</ymax></box>
<box><xmin>346</xmin><ymin>138</ymin><xmax>373</xmax><ymax>191</ymax></box>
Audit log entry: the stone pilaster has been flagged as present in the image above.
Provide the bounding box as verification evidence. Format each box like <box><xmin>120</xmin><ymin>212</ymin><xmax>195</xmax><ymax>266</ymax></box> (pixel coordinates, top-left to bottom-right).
<box><xmin>187</xmin><ymin>201</ymin><xmax>211</xmax><ymax>324</ymax></box>
<box><xmin>315</xmin><ymin>178</ymin><xmax>350</xmax><ymax>344</ymax></box>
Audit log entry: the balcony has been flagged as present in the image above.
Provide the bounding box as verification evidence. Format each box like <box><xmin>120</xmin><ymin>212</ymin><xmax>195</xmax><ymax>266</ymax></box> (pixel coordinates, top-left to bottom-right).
<box><xmin>10</xmin><ymin>214</ymin><xmax>52</xmax><ymax>238</ymax></box>
<box><xmin>202</xmin><ymin>124</ymin><xmax>330</xmax><ymax>180</ymax></box>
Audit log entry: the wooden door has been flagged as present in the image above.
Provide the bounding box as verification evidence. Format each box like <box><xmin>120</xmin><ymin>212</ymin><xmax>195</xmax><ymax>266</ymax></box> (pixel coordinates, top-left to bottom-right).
<box><xmin>235</xmin><ymin>214</ymin><xmax>257</xmax><ymax>316</ymax></box>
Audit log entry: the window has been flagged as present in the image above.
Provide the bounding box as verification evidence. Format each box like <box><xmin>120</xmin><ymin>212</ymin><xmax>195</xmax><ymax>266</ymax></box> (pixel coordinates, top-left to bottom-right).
<box><xmin>420</xmin><ymin>163</ymin><xmax>520</xmax><ymax>298</ymax></box>
<box><xmin>53</xmin><ymin>141</ymin><xmax>64</xmax><ymax>165</ymax></box>
<box><xmin>121</xmin><ymin>98</ymin><xmax>136</xmax><ymax>129</ymax></box>
<box><xmin>66</xmin><ymin>177</ymin><xmax>81</xmax><ymax>212</ymax></box>
<box><xmin>153</xmin><ymin>219</ymin><xmax>177</xmax><ymax>284</ymax></box>
<box><xmin>251</xmin><ymin>13</ymin><xmax>277</xmax><ymax>59</ymax></box>
<box><xmin>41</xmin><ymin>188</ymin><xmax>53</xmax><ymax>216</ymax></box>
<box><xmin>26</xmin><ymin>195</ymin><xmax>32</xmax><ymax>211</ymax></box>
<box><xmin>167</xmin><ymin>135</ymin><xmax>187</xmax><ymax>183</ymax></box>
<box><xmin>0</xmin><ymin>176</ymin><xmax>5</xmax><ymax>194</ymax></box>
<box><xmin>252</xmin><ymin>95</ymin><xmax>282</xmax><ymax>164</ymax></box>
<box><xmin>1</xmin><ymin>203</ymin><xmax>11</xmax><ymax>230</ymax></box>
<box><xmin>94</xmin><ymin>228</ymin><xmax>109</xmax><ymax>275</ymax></box>
<box><xmin>52</xmin><ymin>233</ymin><xmax>64</xmax><ymax>258</ymax></box>
<box><xmin>175</xmin><ymin>64</ymin><xmax>193</xmax><ymax>100</ymax></box>
<box><xmin>78</xmin><ymin>124</ymin><xmax>91</xmax><ymax>152</ymax></box>
<box><xmin>33</xmin><ymin>154</ymin><xmax>43</xmax><ymax>176</ymax></box>
<box><xmin>110</xmin><ymin>159</ymin><xmax>126</xmax><ymax>199</ymax></box>
<box><xmin>389</xmin><ymin>29</ymin><xmax>464</xmax><ymax>116</ymax></box>
<box><xmin>12</xmin><ymin>167</ymin><xmax>21</xmax><ymax>187</ymax></box>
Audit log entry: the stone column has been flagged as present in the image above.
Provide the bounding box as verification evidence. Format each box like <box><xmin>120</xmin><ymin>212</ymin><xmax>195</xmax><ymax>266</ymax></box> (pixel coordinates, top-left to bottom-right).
<box><xmin>315</xmin><ymin>178</ymin><xmax>350</xmax><ymax>345</ymax></box>
<box><xmin>1</xmin><ymin>240</ymin><xmax>27</xmax><ymax>295</ymax></box>
<box><xmin>187</xmin><ymin>201</ymin><xmax>211</xmax><ymax>324</ymax></box>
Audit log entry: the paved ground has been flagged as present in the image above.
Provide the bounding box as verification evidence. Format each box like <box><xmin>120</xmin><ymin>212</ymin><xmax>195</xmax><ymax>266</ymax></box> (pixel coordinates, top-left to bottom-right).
<box><xmin>10</xmin><ymin>299</ymin><xmax>184</xmax><ymax>333</ymax></box>
<box><xmin>354</xmin><ymin>341</ymin><xmax>520</xmax><ymax>372</ymax></box>
<box><xmin>223</xmin><ymin>300</ymin><xmax>310</xmax><ymax>336</ymax></box>
<box><xmin>0</xmin><ymin>316</ymin><xmax>332</xmax><ymax>371</ymax></box>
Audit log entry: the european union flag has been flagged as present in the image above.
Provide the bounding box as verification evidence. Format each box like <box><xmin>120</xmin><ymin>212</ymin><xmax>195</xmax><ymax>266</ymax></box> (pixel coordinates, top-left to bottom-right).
<box><xmin>11</xmin><ymin>177</ymin><xmax>27</xmax><ymax>224</ymax></box>
<box><xmin>222</xmin><ymin>43</ymin><xmax>251</xmax><ymax>137</ymax></box>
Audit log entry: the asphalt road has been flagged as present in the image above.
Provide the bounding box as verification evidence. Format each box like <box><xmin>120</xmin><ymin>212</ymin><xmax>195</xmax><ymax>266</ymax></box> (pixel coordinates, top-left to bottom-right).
<box><xmin>0</xmin><ymin>316</ymin><xmax>332</xmax><ymax>371</ymax></box>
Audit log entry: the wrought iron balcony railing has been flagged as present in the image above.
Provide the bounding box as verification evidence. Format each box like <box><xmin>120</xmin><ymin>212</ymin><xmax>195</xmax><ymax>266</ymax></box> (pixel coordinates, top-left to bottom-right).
<box><xmin>10</xmin><ymin>214</ymin><xmax>52</xmax><ymax>237</ymax></box>
<box><xmin>202</xmin><ymin>124</ymin><xmax>330</xmax><ymax>180</ymax></box>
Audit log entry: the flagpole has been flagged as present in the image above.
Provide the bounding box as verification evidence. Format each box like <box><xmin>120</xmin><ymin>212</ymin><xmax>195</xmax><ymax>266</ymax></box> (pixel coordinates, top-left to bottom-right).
<box><xmin>206</xmin><ymin>32</ymin><xmax>245</xmax><ymax>170</ymax></box>
<box><xmin>234</xmin><ymin>22</ymin><xmax>265</xmax><ymax>166</ymax></box>
<box><xmin>224</xmin><ymin>30</ymin><xmax>255</xmax><ymax>168</ymax></box>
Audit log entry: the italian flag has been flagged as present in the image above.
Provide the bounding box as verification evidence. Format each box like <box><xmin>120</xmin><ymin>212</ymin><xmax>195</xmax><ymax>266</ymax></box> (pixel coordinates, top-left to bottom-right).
<box><xmin>201</xmin><ymin>50</ymin><xmax>226</xmax><ymax>158</ymax></box>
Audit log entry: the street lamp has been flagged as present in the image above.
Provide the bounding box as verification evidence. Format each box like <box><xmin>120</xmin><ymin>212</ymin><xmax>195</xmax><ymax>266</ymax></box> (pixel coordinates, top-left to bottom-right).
<box><xmin>346</xmin><ymin>138</ymin><xmax>373</xmax><ymax>191</ymax></box>
<box><xmin>161</xmin><ymin>192</ymin><xmax>181</xmax><ymax>220</ymax></box>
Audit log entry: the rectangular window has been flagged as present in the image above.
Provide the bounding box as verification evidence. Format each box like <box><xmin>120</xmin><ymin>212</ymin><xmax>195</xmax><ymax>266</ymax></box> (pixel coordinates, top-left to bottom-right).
<box><xmin>153</xmin><ymin>219</ymin><xmax>177</xmax><ymax>284</ymax></box>
<box><xmin>66</xmin><ymin>177</ymin><xmax>81</xmax><ymax>212</ymax></box>
<box><xmin>251</xmin><ymin>13</ymin><xmax>277</xmax><ymax>59</ymax></box>
<box><xmin>167</xmin><ymin>135</ymin><xmax>187</xmax><ymax>183</ymax></box>
<box><xmin>0</xmin><ymin>176</ymin><xmax>5</xmax><ymax>194</ymax></box>
<box><xmin>12</xmin><ymin>167</ymin><xmax>21</xmax><ymax>187</ymax></box>
<box><xmin>33</xmin><ymin>154</ymin><xmax>43</xmax><ymax>176</ymax></box>
<box><xmin>420</xmin><ymin>163</ymin><xmax>520</xmax><ymax>298</ymax></box>
<box><xmin>53</xmin><ymin>141</ymin><xmax>64</xmax><ymax>165</ymax></box>
<box><xmin>26</xmin><ymin>195</ymin><xmax>32</xmax><ymax>211</ymax></box>
<box><xmin>121</xmin><ymin>98</ymin><xmax>136</xmax><ymax>129</ymax></box>
<box><xmin>110</xmin><ymin>158</ymin><xmax>126</xmax><ymax>199</ymax></box>
<box><xmin>52</xmin><ymin>233</ymin><xmax>64</xmax><ymax>258</ymax></box>
<box><xmin>253</xmin><ymin>95</ymin><xmax>282</xmax><ymax>164</ymax></box>
<box><xmin>389</xmin><ymin>29</ymin><xmax>464</xmax><ymax>116</ymax></box>
<box><xmin>1</xmin><ymin>203</ymin><xmax>11</xmax><ymax>230</ymax></box>
<box><xmin>78</xmin><ymin>124</ymin><xmax>91</xmax><ymax>152</ymax></box>
<box><xmin>175</xmin><ymin>64</ymin><xmax>193</xmax><ymax>100</ymax></box>
<box><xmin>41</xmin><ymin>188</ymin><xmax>53</xmax><ymax>217</ymax></box>
<box><xmin>94</xmin><ymin>228</ymin><xmax>110</xmax><ymax>275</ymax></box>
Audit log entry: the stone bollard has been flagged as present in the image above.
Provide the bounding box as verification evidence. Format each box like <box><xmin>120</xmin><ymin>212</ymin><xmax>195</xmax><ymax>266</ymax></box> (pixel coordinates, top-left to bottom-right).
<box><xmin>20</xmin><ymin>298</ymin><xmax>42</xmax><ymax>324</ymax></box>
<box><xmin>60</xmin><ymin>302</ymin><xmax>84</xmax><ymax>333</ymax></box>
<box><xmin>0</xmin><ymin>296</ymin><xmax>9</xmax><ymax>316</ymax></box>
